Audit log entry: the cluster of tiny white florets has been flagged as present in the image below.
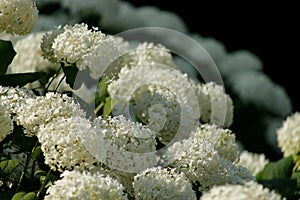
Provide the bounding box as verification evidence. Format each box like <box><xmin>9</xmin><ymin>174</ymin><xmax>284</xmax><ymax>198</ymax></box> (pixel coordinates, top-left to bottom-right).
<box><xmin>9</xmin><ymin>32</ymin><xmax>58</xmax><ymax>74</ymax></box>
<box><xmin>192</xmin><ymin>82</ymin><xmax>234</xmax><ymax>127</ymax></box>
<box><xmin>41</xmin><ymin>23</ymin><xmax>121</xmax><ymax>79</ymax></box>
<box><xmin>45</xmin><ymin>170</ymin><xmax>128</xmax><ymax>200</ymax></box>
<box><xmin>165</xmin><ymin>124</ymin><xmax>254</xmax><ymax>192</ymax></box>
<box><xmin>127</xmin><ymin>42</ymin><xmax>176</xmax><ymax>68</ymax></box>
<box><xmin>0</xmin><ymin>102</ymin><xmax>13</xmax><ymax>142</ymax></box>
<box><xmin>37</xmin><ymin>116</ymin><xmax>99</xmax><ymax>172</ymax></box>
<box><xmin>0</xmin><ymin>86</ymin><xmax>35</xmax><ymax>115</ymax></box>
<box><xmin>236</xmin><ymin>151</ymin><xmax>269</xmax><ymax>176</ymax></box>
<box><xmin>91</xmin><ymin>115</ymin><xmax>157</xmax><ymax>173</ymax></box>
<box><xmin>16</xmin><ymin>92</ymin><xmax>86</xmax><ymax>136</ymax></box>
<box><xmin>0</xmin><ymin>0</ymin><xmax>39</xmax><ymax>35</ymax></box>
<box><xmin>133</xmin><ymin>167</ymin><xmax>196</xmax><ymax>200</ymax></box>
<box><xmin>190</xmin><ymin>124</ymin><xmax>239</xmax><ymax>162</ymax></box>
<box><xmin>108</xmin><ymin>64</ymin><xmax>200</xmax><ymax>143</ymax></box>
<box><xmin>200</xmin><ymin>181</ymin><xmax>284</xmax><ymax>200</ymax></box>
<box><xmin>277</xmin><ymin>112</ymin><xmax>300</xmax><ymax>157</ymax></box>
<box><xmin>130</xmin><ymin>85</ymin><xmax>181</xmax><ymax>144</ymax></box>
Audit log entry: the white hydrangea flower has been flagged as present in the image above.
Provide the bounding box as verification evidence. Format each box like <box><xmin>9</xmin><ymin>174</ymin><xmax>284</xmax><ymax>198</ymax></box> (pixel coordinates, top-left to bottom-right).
<box><xmin>165</xmin><ymin>137</ymin><xmax>254</xmax><ymax>192</ymax></box>
<box><xmin>0</xmin><ymin>86</ymin><xmax>35</xmax><ymax>116</ymax></box>
<box><xmin>9</xmin><ymin>32</ymin><xmax>58</xmax><ymax>74</ymax></box>
<box><xmin>41</xmin><ymin>26</ymin><xmax>64</xmax><ymax>63</ymax></box>
<box><xmin>236</xmin><ymin>151</ymin><xmax>269</xmax><ymax>176</ymax></box>
<box><xmin>218</xmin><ymin>50</ymin><xmax>263</xmax><ymax>77</ymax></box>
<box><xmin>108</xmin><ymin>64</ymin><xmax>200</xmax><ymax>144</ymax></box>
<box><xmin>90</xmin><ymin>115</ymin><xmax>157</xmax><ymax>173</ymax></box>
<box><xmin>0</xmin><ymin>102</ymin><xmax>13</xmax><ymax>142</ymax></box>
<box><xmin>200</xmin><ymin>181</ymin><xmax>284</xmax><ymax>200</ymax></box>
<box><xmin>37</xmin><ymin>116</ymin><xmax>100</xmax><ymax>172</ymax></box>
<box><xmin>133</xmin><ymin>167</ymin><xmax>196</xmax><ymax>200</ymax></box>
<box><xmin>227</xmin><ymin>71</ymin><xmax>291</xmax><ymax>117</ymax></box>
<box><xmin>193</xmin><ymin>82</ymin><xmax>234</xmax><ymax>127</ymax></box>
<box><xmin>130</xmin><ymin>85</ymin><xmax>181</xmax><ymax>144</ymax></box>
<box><xmin>16</xmin><ymin>92</ymin><xmax>86</xmax><ymax>136</ymax></box>
<box><xmin>277</xmin><ymin>112</ymin><xmax>300</xmax><ymax>157</ymax></box>
<box><xmin>45</xmin><ymin>170</ymin><xmax>128</xmax><ymax>200</ymax></box>
<box><xmin>190</xmin><ymin>124</ymin><xmax>239</xmax><ymax>162</ymax></box>
<box><xmin>128</xmin><ymin>42</ymin><xmax>176</xmax><ymax>68</ymax></box>
<box><xmin>0</xmin><ymin>0</ymin><xmax>39</xmax><ymax>35</ymax></box>
<box><xmin>51</xmin><ymin>23</ymin><xmax>120</xmax><ymax>79</ymax></box>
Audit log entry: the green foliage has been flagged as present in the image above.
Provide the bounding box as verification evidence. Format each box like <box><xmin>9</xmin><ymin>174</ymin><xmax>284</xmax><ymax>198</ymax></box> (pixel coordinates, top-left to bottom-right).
<box><xmin>0</xmin><ymin>154</ymin><xmax>19</xmax><ymax>178</ymax></box>
<box><xmin>257</xmin><ymin>156</ymin><xmax>300</xmax><ymax>199</ymax></box>
<box><xmin>0</xmin><ymin>40</ymin><xmax>16</xmax><ymax>75</ymax></box>
<box><xmin>62</xmin><ymin>63</ymin><xmax>79</xmax><ymax>89</ymax></box>
<box><xmin>0</xmin><ymin>73</ymin><xmax>46</xmax><ymax>87</ymax></box>
<box><xmin>12</xmin><ymin>192</ymin><xmax>37</xmax><ymax>200</ymax></box>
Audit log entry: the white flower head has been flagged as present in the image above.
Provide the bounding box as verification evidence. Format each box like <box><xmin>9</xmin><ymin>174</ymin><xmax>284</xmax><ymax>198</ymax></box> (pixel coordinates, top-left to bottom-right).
<box><xmin>45</xmin><ymin>170</ymin><xmax>128</xmax><ymax>200</ymax></box>
<box><xmin>193</xmin><ymin>82</ymin><xmax>234</xmax><ymax>127</ymax></box>
<box><xmin>0</xmin><ymin>102</ymin><xmax>13</xmax><ymax>142</ymax></box>
<box><xmin>49</xmin><ymin>23</ymin><xmax>120</xmax><ymax>79</ymax></box>
<box><xmin>277</xmin><ymin>112</ymin><xmax>300</xmax><ymax>157</ymax></box>
<box><xmin>133</xmin><ymin>167</ymin><xmax>196</xmax><ymax>200</ymax></box>
<box><xmin>89</xmin><ymin>115</ymin><xmax>157</xmax><ymax>173</ymax></box>
<box><xmin>0</xmin><ymin>0</ymin><xmax>39</xmax><ymax>35</ymax></box>
<box><xmin>236</xmin><ymin>151</ymin><xmax>269</xmax><ymax>176</ymax></box>
<box><xmin>9</xmin><ymin>32</ymin><xmax>59</xmax><ymax>74</ymax></box>
<box><xmin>108</xmin><ymin>64</ymin><xmax>200</xmax><ymax>144</ymax></box>
<box><xmin>165</xmin><ymin>136</ymin><xmax>254</xmax><ymax>192</ymax></box>
<box><xmin>191</xmin><ymin>124</ymin><xmax>239</xmax><ymax>162</ymax></box>
<box><xmin>37</xmin><ymin>116</ymin><xmax>100</xmax><ymax>172</ymax></box>
<box><xmin>200</xmin><ymin>181</ymin><xmax>284</xmax><ymax>200</ymax></box>
<box><xmin>16</xmin><ymin>92</ymin><xmax>86</xmax><ymax>136</ymax></box>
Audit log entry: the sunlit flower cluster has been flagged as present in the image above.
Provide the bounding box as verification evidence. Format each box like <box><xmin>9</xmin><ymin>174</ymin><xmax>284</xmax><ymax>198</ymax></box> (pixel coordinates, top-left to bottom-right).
<box><xmin>236</xmin><ymin>151</ymin><xmax>269</xmax><ymax>176</ymax></box>
<box><xmin>200</xmin><ymin>181</ymin><xmax>283</xmax><ymax>200</ymax></box>
<box><xmin>0</xmin><ymin>102</ymin><xmax>13</xmax><ymax>142</ymax></box>
<box><xmin>45</xmin><ymin>170</ymin><xmax>128</xmax><ymax>200</ymax></box>
<box><xmin>0</xmin><ymin>0</ymin><xmax>39</xmax><ymax>35</ymax></box>
<box><xmin>133</xmin><ymin>167</ymin><xmax>196</xmax><ymax>200</ymax></box>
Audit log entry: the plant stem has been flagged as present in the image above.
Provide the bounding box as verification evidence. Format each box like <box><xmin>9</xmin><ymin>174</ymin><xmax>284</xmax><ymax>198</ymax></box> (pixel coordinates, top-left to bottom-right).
<box><xmin>16</xmin><ymin>153</ymin><xmax>31</xmax><ymax>192</ymax></box>
<box><xmin>37</xmin><ymin>169</ymin><xmax>52</xmax><ymax>199</ymax></box>
<box><xmin>46</xmin><ymin>63</ymin><xmax>63</xmax><ymax>90</ymax></box>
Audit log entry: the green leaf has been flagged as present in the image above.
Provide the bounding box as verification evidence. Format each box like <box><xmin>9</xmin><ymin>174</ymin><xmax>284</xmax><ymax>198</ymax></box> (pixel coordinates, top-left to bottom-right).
<box><xmin>12</xmin><ymin>192</ymin><xmax>37</xmax><ymax>200</ymax></box>
<box><xmin>256</xmin><ymin>156</ymin><xmax>294</xmax><ymax>180</ymax></box>
<box><xmin>258</xmin><ymin>178</ymin><xmax>299</xmax><ymax>200</ymax></box>
<box><xmin>0</xmin><ymin>155</ymin><xmax>19</xmax><ymax>177</ymax></box>
<box><xmin>103</xmin><ymin>97</ymin><xmax>119</xmax><ymax>118</ymax></box>
<box><xmin>0</xmin><ymin>72</ymin><xmax>46</xmax><ymax>87</ymax></box>
<box><xmin>292</xmin><ymin>172</ymin><xmax>300</xmax><ymax>188</ymax></box>
<box><xmin>62</xmin><ymin>64</ymin><xmax>79</xmax><ymax>89</ymax></box>
<box><xmin>31</xmin><ymin>146</ymin><xmax>42</xmax><ymax>159</ymax></box>
<box><xmin>98</xmin><ymin>77</ymin><xmax>109</xmax><ymax>100</ymax></box>
<box><xmin>0</xmin><ymin>40</ymin><xmax>16</xmax><ymax>75</ymax></box>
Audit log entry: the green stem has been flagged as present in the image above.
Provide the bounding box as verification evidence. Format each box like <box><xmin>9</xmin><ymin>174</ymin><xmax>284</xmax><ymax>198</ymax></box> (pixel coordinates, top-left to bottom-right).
<box><xmin>37</xmin><ymin>169</ymin><xmax>52</xmax><ymax>199</ymax></box>
<box><xmin>46</xmin><ymin>62</ymin><xmax>63</xmax><ymax>90</ymax></box>
<box><xmin>16</xmin><ymin>153</ymin><xmax>31</xmax><ymax>192</ymax></box>
<box><xmin>94</xmin><ymin>101</ymin><xmax>105</xmax><ymax>114</ymax></box>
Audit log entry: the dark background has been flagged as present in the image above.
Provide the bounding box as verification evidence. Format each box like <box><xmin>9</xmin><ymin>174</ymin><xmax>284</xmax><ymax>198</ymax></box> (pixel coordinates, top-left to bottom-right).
<box><xmin>127</xmin><ymin>1</ymin><xmax>299</xmax><ymax>112</ymax></box>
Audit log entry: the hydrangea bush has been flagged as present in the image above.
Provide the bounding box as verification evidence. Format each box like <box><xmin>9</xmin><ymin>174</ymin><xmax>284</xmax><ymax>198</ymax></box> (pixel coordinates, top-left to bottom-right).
<box><xmin>0</xmin><ymin>0</ymin><xmax>299</xmax><ymax>200</ymax></box>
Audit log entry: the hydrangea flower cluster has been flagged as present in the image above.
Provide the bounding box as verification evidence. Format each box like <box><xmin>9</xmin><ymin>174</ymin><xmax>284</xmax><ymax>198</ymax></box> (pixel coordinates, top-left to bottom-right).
<box><xmin>165</xmin><ymin>124</ymin><xmax>254</xmax><ymax>192</ymax></box>
<box><xmin>277</xmin><ymin>112</ymin><xmax>300</xmax><ymax>157</ymax></box>
<box><xmin>16</xmin><ymin>92</ymin><xmax>86</xmax><ymax>136</ymax></box>
<box><xmin>236</xmin><ymin>151</ymin><xmax>269</xmax><ymax>176</ymax></box>
<box><xmin>45</xmin><ymin>170</ymin><xmax>128</xmax><ymax>200</ymax></box>
<box><xmin>0</xmin><ymin>101</ymin><xmax>13</xmax><ymax>142</ymax></box>
<box><xmin>0</xmin><ymin>0</ymin><xmax>39</xmax><ymax>35</ymax></box>
<box><xmin>133</xmin><ymin>167</ymin><xmax>196</xmax><ymax>200</ymax></box>
<box><xmin>200</xmin><ymin>181</ymin><xmax>283</xmax><ymax>200</ymax></box>
<box><xmin>41</xmin><ymin>23</ymin><xmax>121</xmax><ymax>79</ymax></box>
<box><xmin>37</xmin><ymin>116</ymin><xmax>100</xmax><ymax>172</ymax></box>
<box><xmin>9</xmin><ymin>32</ymin><xmax>58</xmax><ymax>74</ymax></box>
<box><xmin>91</xmin><ymin>115</ymin><xmax>157</xmax><ymax>173</ymax></box>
